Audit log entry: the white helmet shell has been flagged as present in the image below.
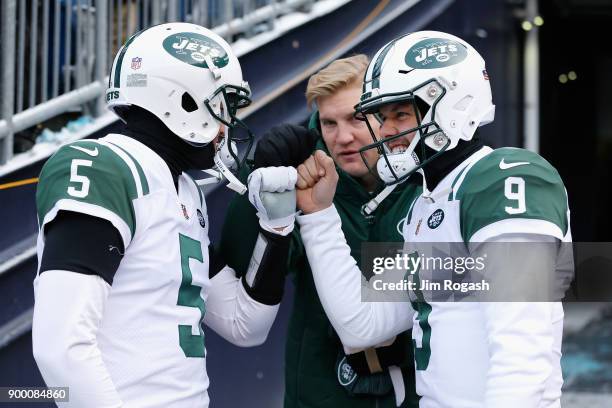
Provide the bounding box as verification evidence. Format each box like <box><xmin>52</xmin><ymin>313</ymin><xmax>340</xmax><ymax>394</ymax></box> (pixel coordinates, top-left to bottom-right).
<box><xmin>106</xmin><ymin>22</ymin><xmax>249</xmax><ymax>145</ymax></box>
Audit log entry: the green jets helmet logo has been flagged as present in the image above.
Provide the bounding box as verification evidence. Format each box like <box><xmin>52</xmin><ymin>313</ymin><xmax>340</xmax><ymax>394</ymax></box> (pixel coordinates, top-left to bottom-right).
<box><xmin>163</xmin><ymin>32</ymin><xmax>229</xmax><ymax>69</ymax></box>
<box><xmin>405</xmin><ymin>38</ymin><xmax>467</xmax><ymax>69</ymax></box>
<box><xmin>427</xmin><ymin>209</ymin><xmax>444</xmax><ymax>229</ymax></box>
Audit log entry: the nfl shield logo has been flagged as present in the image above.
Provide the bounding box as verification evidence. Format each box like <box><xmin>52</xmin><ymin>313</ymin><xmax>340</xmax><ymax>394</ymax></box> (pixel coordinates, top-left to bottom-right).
<box><xmin>131</xmin><ymin>57</ymin><xmax>142</xmax><ymax>69</ymax></box>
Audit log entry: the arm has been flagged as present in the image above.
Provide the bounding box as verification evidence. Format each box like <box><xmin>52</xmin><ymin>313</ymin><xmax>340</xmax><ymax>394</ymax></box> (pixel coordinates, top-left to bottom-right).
<box><xmin>33</xmin><ymin>272</ymin><xmax>123</xmax><ymax>408</ymax></box>
<box><xmin>203</xmin><ymin>265</ymin><xmax>279</xmax><ymax>347</ymax></box>
<box><xmin>471</xmin><ymin>233</ymin><xmax>563</xmax><ymax>407</ymax></box>
<box><xmin>297</xmin><ymin>205</ymin><xmax>413</xmax><ymax>349</ymax></box>
<box><xmin>206</xmin><ymin>229</ymin><xmax>291</xmax><ymax>347</ymax></box>
<box><xmin>33</xmin><ymin>213</ymin><xmax>125</xmax><ymax>407</ymax></box>
<box><xmin>296</xmin><ymin>152</ymin><xmax>413</xmax><ymax>349</ymax></box>
<box><xmin>219</xmin><ymin>123</ymin><xmax>317</xmax><ymax>275</ymax></box>
<box><xmin>456</xmin><ymin>148</ymin><xmax>571</xmax><ymax>405</ymax></box>
<box><xmin>205</xmin><ymin>229</ymin><xmax>290</xmax><ymax>347</ymax></box>
<box><xmin>206</xmin><ymin>166</ymin><xmax>297</xmax><ymax>346</ymax></box>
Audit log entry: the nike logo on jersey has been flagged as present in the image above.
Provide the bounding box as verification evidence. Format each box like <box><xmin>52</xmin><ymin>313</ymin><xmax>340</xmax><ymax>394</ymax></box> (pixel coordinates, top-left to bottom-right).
<box><xmin>499</xmin><ymin>158</ymin><xmax>529</xmax><ymax>169</ymax></box>
<box><xmin>70</xmin><ymin>145</ymin><xmax>99</xmax><ymax>156</ymax></box>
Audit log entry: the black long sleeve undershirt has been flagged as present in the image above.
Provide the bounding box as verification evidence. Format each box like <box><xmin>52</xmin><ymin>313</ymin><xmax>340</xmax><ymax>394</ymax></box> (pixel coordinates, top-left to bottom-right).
<box><xmin>39</xmin><ymin>211</ymin><xmax>124</xmax><ymax>285</ymax></box>
<box><xmin>41</xmin><ymin>210</ymin><xmax>289</xmax><ymax>306</ymax></box>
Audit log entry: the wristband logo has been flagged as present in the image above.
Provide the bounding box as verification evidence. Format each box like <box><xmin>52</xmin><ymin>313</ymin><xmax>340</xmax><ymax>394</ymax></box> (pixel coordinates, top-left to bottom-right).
<box><xmin>163</xmin><ymin>32</ymin><xmax>229</xmax><ymax>69</ymax></box>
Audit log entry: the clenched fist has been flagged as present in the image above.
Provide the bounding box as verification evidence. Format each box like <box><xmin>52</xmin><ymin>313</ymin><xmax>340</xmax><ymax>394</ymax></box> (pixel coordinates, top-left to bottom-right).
<box><xmin>296</xmin><ymin>150</ymin><xmax>339</xmax><ymax>214</ymax></box>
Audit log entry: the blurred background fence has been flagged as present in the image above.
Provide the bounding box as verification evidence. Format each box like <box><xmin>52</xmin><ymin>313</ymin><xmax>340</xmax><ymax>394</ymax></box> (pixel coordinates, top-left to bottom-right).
<box><xmin>0</xmin><ymin>0</ymin><xmax>319</xmax><ymax>164</ymax></box>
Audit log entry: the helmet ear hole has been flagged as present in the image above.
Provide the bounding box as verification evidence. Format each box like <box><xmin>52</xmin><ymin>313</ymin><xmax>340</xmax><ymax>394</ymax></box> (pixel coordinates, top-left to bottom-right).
<box><xmin>453</xmin><ymin>95</ymin><xmax>474</xmax><ymax>112</ymax></box>
<box><xmin>181</xmin><ymin>92</ymin><xmax>198</xmax><ymax>113</ymax></box>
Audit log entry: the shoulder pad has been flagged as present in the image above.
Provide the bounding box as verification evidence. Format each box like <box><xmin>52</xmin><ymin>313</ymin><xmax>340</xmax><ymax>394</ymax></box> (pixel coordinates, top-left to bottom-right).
<box><xmin>36</xmin><ymin>140</ymin><xmax>147</xmax><ymax>244</ymax></box>
<box><xmin>455</xmin><ymin>148</ymin><xmax>569</xmax><ymax>242</ymax></box>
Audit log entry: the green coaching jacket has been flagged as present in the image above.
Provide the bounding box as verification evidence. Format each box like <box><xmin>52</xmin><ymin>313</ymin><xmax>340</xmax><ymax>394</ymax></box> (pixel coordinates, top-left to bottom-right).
<box><xmin>220</xmin><ymin>126</ymin><xmax>422</xmax><ymax>408</ymax></box>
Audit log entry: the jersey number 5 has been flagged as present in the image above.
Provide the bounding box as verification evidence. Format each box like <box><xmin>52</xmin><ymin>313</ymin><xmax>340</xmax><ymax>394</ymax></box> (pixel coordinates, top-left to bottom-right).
<box><xmin>178</xmin><ymin>234</ymin><xmax>207</xmax><ymax>358</ymax></box>
<box><xmin>67</xmin><ymin>159</ymin><xmax>92</xmax><ymax>198</ymax></box>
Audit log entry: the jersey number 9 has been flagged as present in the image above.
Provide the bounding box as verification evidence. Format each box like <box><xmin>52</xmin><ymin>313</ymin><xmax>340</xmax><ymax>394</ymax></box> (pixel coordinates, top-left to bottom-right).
<box><xmin>504</xmin><ymin>177</ymin><xmax>526</xmax><ymax>215</ymax></box>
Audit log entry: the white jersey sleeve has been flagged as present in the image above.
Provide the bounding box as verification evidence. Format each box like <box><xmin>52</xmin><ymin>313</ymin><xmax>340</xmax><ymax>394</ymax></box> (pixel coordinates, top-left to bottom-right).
<box><xmin>32</xmin><ymin>271</ymin><xmax>123</xmax><ymax>408</ymax></box>
<box><xmin>204</xmin><ymin>266</ymin><xmax>278</xmax><ymax>347</ymax></box>
<box><xmin>297</xmin><ymin>205</ymin><xmax>413</xmax><ymax>349</ymax></box>
<box><xmin>471</xmin><ymin>233</ymin><xmax>563</xmax><ymax>408</ymax></box>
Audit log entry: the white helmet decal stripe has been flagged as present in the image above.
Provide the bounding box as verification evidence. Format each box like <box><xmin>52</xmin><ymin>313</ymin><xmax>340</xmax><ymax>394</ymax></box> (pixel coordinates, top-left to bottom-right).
<box><xmin>113</xmin><ymin>31</ymin><xmax>144</xmax><ymax>88</ymax></box>
<box><xmin>368</xmin><ymin>35</ymin><xmax>405</xmax><ymax>91</ymax></box>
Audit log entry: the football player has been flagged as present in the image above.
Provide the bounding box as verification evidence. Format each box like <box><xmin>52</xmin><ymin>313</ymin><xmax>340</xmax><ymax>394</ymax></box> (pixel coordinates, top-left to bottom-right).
<box><xmin>294</xmin><ymin>31</ymin><xmax>572</xmax><ymax>407</ymax></box>
<box><xmin>32</xmin><ymin>23</ymin><xmax>294</xmax><ymax>407</ymax></box>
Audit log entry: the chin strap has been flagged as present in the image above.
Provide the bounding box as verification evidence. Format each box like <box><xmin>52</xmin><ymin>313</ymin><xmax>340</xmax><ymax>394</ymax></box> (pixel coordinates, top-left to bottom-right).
<box><xmin>214</xmin><ymin>151</ymin><xmax>247</xmax><ymax>194</ymax></box>
<box><xmin>193</xmin><ymin>165</ymin><xmax>248</xmax><ymax>197</ymax></box>
<box><xmin>361</xmin><ymin>184</ymin><xmax>397</xmax><ymax>216</ymax></box>
<box><xmin>195</xmin><ymin>169</ymin><xmax>224</xmax><ymax>186</ymax></box>
<box><xmin>193</xmin><ymin>145</ymin><xmax>248</xmax><ymax>194</ymax></box>
<box><xmin>361</xmin><ymin>167</ymin><xmax>427</xmax><ymax>216</ymax></box>
<box><xmin>213</xmin><ymin>137</ymin><xmax>248</xmax><ymax>194</ymax></box>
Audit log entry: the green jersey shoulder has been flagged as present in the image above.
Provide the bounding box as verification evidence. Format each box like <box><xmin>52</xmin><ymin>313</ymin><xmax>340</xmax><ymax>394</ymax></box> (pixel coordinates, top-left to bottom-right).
<box><xmin>454</xmin><ymin>147</ymin><xmax>569</xmax><ymax>242</ymax></box>
<box><xmin>36</xmin><ymin>139</ymin><xmax>150</xmax><ymax>246</ymax></box>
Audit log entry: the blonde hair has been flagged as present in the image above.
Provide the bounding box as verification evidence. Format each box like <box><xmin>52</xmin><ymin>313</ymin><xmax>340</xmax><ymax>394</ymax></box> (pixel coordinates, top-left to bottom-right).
<box><xmin>306</xmin><ymin>54</ymin><xmax>369</xmax><ymax>109</ymax></box>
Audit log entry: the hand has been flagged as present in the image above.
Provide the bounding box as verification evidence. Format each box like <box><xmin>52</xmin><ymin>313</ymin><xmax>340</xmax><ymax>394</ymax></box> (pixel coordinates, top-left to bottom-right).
<box><xmin>254</xmin><ymin>124</ymin><xmax>320</xmax><ymax>168</ymax></box>
<box><xmin>247</xmin><ymin>167</ymin><xmax>298</xmax><ymax>235</ymax></box>
<box><xmin>296</xmin><ymin>150</ymin><xmax>338</xmax><ymax>214</ymax></box>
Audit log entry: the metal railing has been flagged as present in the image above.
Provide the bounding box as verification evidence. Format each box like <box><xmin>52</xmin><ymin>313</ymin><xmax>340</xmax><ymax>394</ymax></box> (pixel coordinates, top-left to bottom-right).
<box><xmin>0</xmin><ymin>0</ymin><xmax>317</xmax><ymax>165</ymax></box>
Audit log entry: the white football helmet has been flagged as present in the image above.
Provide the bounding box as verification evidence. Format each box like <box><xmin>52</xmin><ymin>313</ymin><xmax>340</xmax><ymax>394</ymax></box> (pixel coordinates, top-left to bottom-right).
<box><xmin>106</xmin><ymin>23</ymin><xmax>252</xmax><ymax>192</ymax></box>
<box><xmin>355</xmin><ymin>31</ymin><xmax>495</xmax><ymax>185</ymax></box>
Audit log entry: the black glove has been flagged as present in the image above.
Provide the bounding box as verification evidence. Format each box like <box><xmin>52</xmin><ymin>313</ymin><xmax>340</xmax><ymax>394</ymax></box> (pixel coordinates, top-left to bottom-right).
<box><xmin>253</xmin><ymin>124</ymin><xmax>320</xmax><ymax>168</ymax></box>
